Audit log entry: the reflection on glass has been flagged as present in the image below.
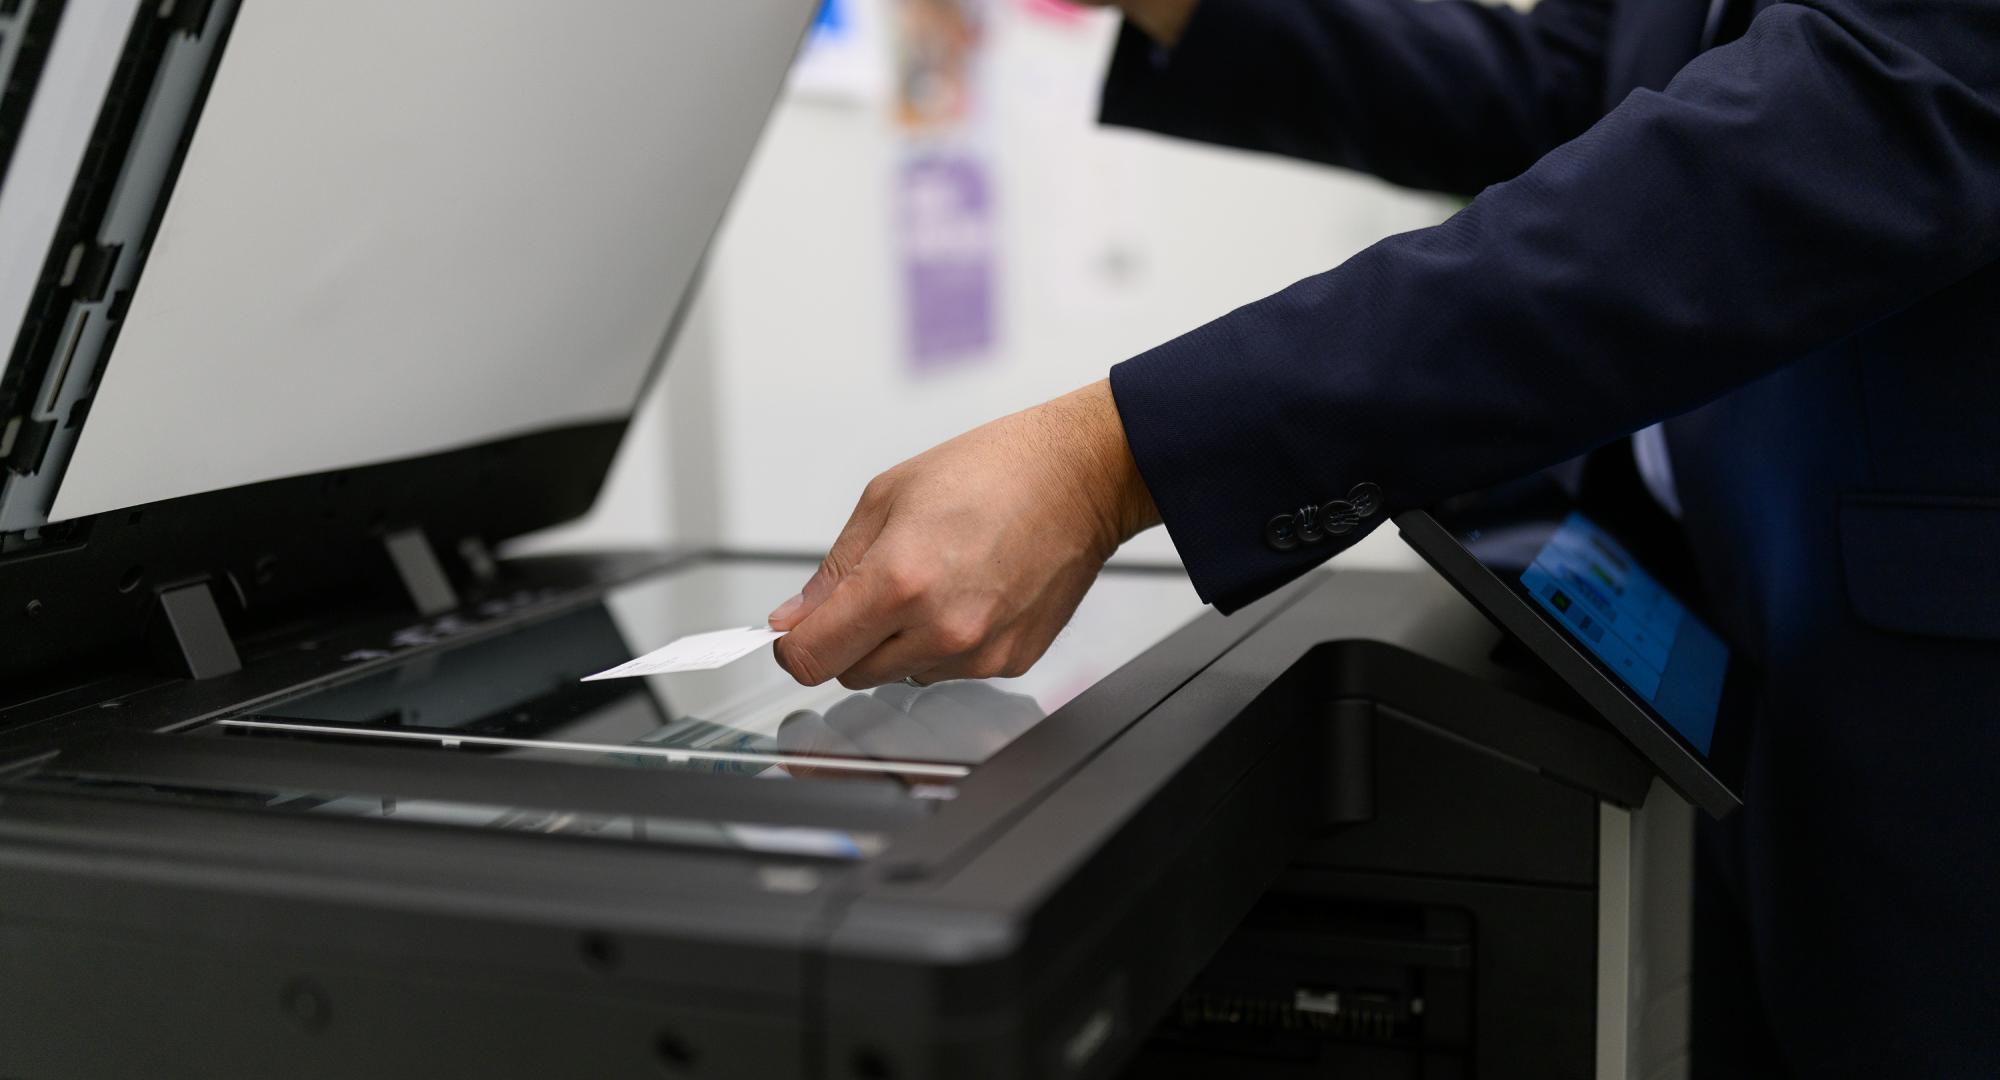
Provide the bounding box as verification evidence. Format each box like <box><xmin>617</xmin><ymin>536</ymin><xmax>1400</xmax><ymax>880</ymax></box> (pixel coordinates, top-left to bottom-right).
<box><xmin>774</xmin><ymin>681</ymin><xmax>1043</xmax><ymax>768</ymax></box>
<box><xmin>211</xmin><ymin>716</ymin><xmax>974</xmax><ymax>780</ymax></box>
<box><xmin>206</xmin><ymin>560</ymin><xmax>1204</xmax><ymax>784</ymax></box>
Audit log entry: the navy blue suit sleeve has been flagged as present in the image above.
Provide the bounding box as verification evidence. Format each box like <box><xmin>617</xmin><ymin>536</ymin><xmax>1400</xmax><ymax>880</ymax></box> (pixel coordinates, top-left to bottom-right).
<box><xmin>1100</xmin><ymin>0</ymin><xmax>1613</xmax><ymax>195</ymax></box>
<box><xmin>1109</xmin><ymin>0</ymin><xmax>2000</xmax><ymax>612</ymax></box>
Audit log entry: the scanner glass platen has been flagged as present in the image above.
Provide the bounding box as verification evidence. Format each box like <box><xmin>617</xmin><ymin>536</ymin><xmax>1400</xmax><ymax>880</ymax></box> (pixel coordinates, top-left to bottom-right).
<box><xmin>202</xmin><ymin>561</ymin><xmax>1204</xmax><ymax>781</ymax></box>
<box><xmin>9</xmin><ymin>561</ymin><xmax>1207</xmax><ymax>860</ymax></box>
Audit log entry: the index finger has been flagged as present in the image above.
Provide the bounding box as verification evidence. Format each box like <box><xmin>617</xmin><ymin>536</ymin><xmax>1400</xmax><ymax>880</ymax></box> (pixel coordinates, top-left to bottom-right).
<box><xmin>772</xmin><ymin>570</ymin><xmax>906</xmax><ymax>687</ymax></box>
<box><xmin>770</xmin><ymin>482</ymin><xmax>892</xmax><ymax>631</ymax></box>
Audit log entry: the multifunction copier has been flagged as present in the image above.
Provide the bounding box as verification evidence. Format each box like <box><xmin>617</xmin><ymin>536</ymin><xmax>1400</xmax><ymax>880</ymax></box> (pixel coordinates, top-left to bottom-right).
<box><xmin>0</xmin><ymin>3</ymin><xmax>1694</xmax><ymax>1077</ymax></box>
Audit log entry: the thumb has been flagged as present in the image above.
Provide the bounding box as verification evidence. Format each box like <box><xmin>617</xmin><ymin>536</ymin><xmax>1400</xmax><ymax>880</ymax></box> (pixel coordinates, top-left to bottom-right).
<box><xmin>769</xmin><ymin>479</ymin><xmax>893</xmax><ymax>629</ymax></box>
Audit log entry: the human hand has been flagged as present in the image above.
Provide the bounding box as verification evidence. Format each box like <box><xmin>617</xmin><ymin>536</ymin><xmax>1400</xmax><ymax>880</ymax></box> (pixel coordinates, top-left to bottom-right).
<box><xmin>768</xmin><ymin>380</ymin><xmax>1159</xmax><ymax>690</ymax></box>
<box><xmin>1067</xmin><ymin>0</ymin><xmax>1199</xmax><ymax>46</ymax></box>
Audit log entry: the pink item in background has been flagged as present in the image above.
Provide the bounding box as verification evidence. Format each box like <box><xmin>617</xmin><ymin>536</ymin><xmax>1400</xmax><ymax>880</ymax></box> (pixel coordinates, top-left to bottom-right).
<box><xmin>1018</xmin><ymin>0</ymin><xmax>1092</xmax><ymax>24</ymax></box>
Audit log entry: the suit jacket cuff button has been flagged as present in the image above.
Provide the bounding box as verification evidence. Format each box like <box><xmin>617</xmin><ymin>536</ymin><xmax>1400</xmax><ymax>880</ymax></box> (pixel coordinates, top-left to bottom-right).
<box><xmin>1265</xmin><ymin>513</ymin><xmax>1301</xmax><ymax>552</ymax></box>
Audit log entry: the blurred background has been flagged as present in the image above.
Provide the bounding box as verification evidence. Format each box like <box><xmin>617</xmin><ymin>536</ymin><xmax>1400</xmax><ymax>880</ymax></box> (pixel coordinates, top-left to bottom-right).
<box><xmin>515</xmin><ymin>0</ymin><xmax>1469</xmax><ymax>578</ymax></box>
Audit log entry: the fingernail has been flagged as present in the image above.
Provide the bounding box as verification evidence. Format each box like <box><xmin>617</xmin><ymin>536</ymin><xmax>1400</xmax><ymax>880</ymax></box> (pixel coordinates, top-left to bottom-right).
<box><xmin>768</xmin><ymin>592</ymin><xmax>804</xmax><ymax>627</ymax></box>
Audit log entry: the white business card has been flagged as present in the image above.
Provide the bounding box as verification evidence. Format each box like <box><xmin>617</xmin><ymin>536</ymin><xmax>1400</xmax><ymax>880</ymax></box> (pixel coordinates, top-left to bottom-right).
<box><xmin>582</xmin><ymin>626</ymin><xmax>787</xmax><ymax>681</ymax></box>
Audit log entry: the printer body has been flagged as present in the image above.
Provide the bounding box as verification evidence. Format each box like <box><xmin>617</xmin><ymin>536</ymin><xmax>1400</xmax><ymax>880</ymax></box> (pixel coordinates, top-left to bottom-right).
<box><xmin>0</xmin><ymin>4</ymin><xmax>1693</xmax><ymax>1077</ymax></box>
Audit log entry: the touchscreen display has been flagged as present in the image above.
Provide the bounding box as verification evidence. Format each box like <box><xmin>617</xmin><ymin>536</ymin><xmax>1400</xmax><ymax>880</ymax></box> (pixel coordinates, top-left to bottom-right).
<box><xmin>1517</xmin><ymin>514</ymin><xmax>1728</xmax><ymax>754</ymax></box>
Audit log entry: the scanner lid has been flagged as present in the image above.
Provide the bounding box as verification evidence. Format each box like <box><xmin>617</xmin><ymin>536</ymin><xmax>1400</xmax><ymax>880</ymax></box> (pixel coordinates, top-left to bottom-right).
<box><xmin>0</xmin><ymin>0</ymin><xmax>816</xmax><ymax>686</ymax></box>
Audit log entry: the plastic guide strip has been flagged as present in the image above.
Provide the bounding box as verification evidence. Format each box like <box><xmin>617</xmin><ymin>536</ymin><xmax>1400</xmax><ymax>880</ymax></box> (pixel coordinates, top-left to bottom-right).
<box><xmin>212</xmin><ymin>717</ymin><xmax>973</xmax><ymax>779</ymax></box>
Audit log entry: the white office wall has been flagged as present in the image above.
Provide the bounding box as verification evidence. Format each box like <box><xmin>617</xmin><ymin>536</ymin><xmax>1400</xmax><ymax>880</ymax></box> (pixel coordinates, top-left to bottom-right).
<box><xmin>524</xmin><ymin>2</ymin><xmax>1454</xmax><ymax>572</ymax></box>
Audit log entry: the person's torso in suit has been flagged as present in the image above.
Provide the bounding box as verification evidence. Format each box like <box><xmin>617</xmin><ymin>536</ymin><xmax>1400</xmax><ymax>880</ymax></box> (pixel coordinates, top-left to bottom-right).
<box><xmin>1102</xmin><ymin>0</ymin><xmax>2000</xmax><ymax>1071</ymax></box>
<box><xmin>1647</xmin><ymin>5</ymin><xmax>2000</xmax><ymax>1068</ymax></box>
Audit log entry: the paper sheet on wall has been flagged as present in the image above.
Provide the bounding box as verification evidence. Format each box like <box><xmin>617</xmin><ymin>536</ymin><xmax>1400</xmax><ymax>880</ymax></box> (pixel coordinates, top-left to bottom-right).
<box><xmin>892</xmin><ymin>0</ymin><xmax>1000</xmax><ymax>373</ymax></box>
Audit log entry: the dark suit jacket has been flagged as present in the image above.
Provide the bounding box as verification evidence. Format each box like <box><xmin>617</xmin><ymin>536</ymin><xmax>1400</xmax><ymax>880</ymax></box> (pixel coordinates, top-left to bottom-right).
<box><xmin>1101</xmin><ymin>0</ymin><xmax>2000</xmax><ymax>1073</ymax></box>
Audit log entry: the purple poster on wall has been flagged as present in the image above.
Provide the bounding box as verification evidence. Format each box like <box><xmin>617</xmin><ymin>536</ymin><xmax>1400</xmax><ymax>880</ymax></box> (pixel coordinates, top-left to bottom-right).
<box><xmin>898</xmin><ymin>152</ymin><xmax>997</xmax><ymax>371</ymax></box>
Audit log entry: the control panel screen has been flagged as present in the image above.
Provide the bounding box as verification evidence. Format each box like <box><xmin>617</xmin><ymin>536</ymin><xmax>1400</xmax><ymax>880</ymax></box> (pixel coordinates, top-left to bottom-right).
<box><xmin>1518</xmin><ymin>514</ymin><xmax>1728</xmax><ymax>755</ymax></box>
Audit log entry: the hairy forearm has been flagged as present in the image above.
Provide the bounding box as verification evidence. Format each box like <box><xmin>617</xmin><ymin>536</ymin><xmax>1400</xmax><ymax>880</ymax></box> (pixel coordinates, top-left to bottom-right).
<box><xmin>1039</xmin><ymin>380</ymin><xmax>1162</xmax><ymax>555</ymax></box>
